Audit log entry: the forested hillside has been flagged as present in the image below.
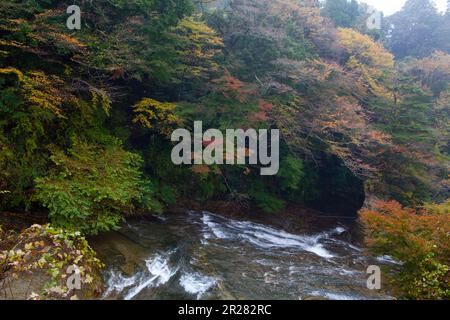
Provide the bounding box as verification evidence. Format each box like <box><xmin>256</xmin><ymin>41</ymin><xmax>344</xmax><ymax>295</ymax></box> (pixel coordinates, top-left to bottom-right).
<box><xmin>0</xmin><ymin>0</ymin><xmax>449</xmax><ymax>300</ymax></box>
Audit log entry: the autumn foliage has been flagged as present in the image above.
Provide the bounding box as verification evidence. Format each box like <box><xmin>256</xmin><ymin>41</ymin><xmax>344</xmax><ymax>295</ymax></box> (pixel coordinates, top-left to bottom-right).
<box><xmin>0</xmin><ymin>0</ymin><xmax>449</xmax><ymax>300</ymax></box>
<box><xmin>360</xmin><ymin>200</ymin><xmax>450</xmax><ymax>299</ymax></box>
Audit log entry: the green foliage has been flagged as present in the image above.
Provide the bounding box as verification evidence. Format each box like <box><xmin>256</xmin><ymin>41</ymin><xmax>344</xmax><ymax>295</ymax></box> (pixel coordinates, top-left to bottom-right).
<box><xmin>0</xmin><ymin>65</ymin><xmax>115</xmax><ymax>210</ymax></box>
<box><xmin>411</xmin><ymin>253</ymin><xmax>450</xmax><ymax>300</ymax></box>
<box><xmin>155</xmin><ymin>183</ymin><xmax>177</xmax><ymax>205</ymax></box>
<box><xmin>0</xmin><ymin>67</ymin><xmax>66</xmax><ymax>209</ymax></box>
<box><xmin>277</xmin><ymin>155</ymin><xmax>305</xmax><ymax>192</ymax></box>
<box><xmin>321</xmin><ymin>0</ymin><xmax>360</xmax><ymax>28</ymax></box>
<box><xmin>249</xmin><ymin>187</ymin><xmax>285</xmax><ymax>214</ymax></box>
<box><xmin>35</xmin><ymin>139</ymin><xmax>162</xmax><ymax>235</ymax></box>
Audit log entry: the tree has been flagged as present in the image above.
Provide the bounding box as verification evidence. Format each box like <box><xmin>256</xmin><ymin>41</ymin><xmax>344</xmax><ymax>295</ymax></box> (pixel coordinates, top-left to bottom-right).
<box><xmin>360</xmin><ymin>200</ymin><xmax>450</xmax><ymax>299</ymax></box>
<box><xmin>337</xmin><ymin>28</ymin><xmax>395</xmax><ymax>100</ymax></box>
<box><xmin>321</xmin><ymin>0</ymin><xmax>360</xmax><ymax>28</ymax></box>
<box><xmin>0</xmin><ymin>0</ymin><xmax>220</xmax><ymax>212</ymax></box>
<box><xmin>385</xmin><ymin>0</ymin><xmax>446</xmax><ymax>59</ymax></box>
<box><xmin>205</xmin><ymin>0</ymin><xmax>337</xmax><ymax>79</ymax></box>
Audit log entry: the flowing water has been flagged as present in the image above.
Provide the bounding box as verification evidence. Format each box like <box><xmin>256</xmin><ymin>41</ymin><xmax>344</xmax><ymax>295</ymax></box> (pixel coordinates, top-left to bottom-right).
<box><xmin>91</xmin><ymin>211</ymin><xmax>393</xmax><ymax>300</ymax></box>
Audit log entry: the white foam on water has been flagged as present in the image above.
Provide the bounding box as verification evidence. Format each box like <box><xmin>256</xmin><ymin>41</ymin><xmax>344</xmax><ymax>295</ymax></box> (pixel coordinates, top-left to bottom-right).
<box><xmin>310</xmin><ymin>226</ymin><xmax>347</xmax><ymax>242</ymax></box>
<box><xmin>102</xmin><ymin>270</ymin><xmax>140</xmax><ymax>299</ymax></box>
<box><xmin>124</xmin><ymin>252</ymin><xmax>178</xmax><ymax>300</ymax></box>
<box><xmin>376</xmin><ymin>255</ymin><xmax>403</xmax><ymax>265</ymax></box>
<box><xmin>200</xmin><ymin>213</ymin><xmax>341</xmax><ymax>259</ymax></box>
<box><xmin>201</xmin><ymin>214</ymin><xmax>231</xmax><ymax>239</ymax></box>
<box><xmin>334</xmin><ymin>226</ymin><xmax>347</xmax><ymax>234</ymax></box>
<box><xmin>255</xmin><ymin>259</ymin><xmax>276</xmax><ymax>266</ymax></box>
<box><xmin>288</xmin><ymin>265</ymin><xmax>360</xmax><ymax>277</ymax></box>
<box><xmin>337</xmin><ymin>268</ymin><xmax>359</xmax><ymax>276</ymax></box>
<box><xmin>179</xmin><ymin>272</ymin><xmax>218</xmax><ymax>299</ymax></box>
<box><xmin>103</xmin><ymin>251</ymin><xmax>178</xmax><ymax>300</ymax></box>
<box><xmin>310</xmin><ymin>290</ymin><xmax>363</xmax><ymax>300</ymax></box>
<box><xmin>346</xmin><ymin>243</ymin><xmax>363</xmax><ymax>252</ymax></box>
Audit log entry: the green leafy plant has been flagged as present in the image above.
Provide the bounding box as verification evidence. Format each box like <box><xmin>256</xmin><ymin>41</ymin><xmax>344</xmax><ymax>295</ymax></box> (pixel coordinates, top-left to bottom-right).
<box><xmin>277</xmin><ymin>155</ymin><xmax>305</xmax><ymax>192</ymax></box>
<box><xmin>249</xmin><ymin>187</ymin><xmax>285</xmax><ymax>214</ymax></box>
<box><xmin>35</xmin><ymin>139</ymin><xmax>162</xmax><ymax>235</ymax></box>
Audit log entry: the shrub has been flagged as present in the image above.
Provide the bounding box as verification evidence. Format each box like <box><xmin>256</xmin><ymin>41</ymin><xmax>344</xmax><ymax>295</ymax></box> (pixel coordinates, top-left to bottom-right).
<box><xmin>35</xmin><ymin>139</ymin><xmax>162</xmax><ymax>235</ymax></box>
<box><xmin>360</xmin><ymin>200</ymin><xmax>450</xmax><ymax>299</ymax></box>
<box><xmin>277</xmin><ymin>155</ymin><xmax>305</xmax><ymax>192</ymax></box>
<box><xmin>250</xmin><ymin>188</ymin><xmax>285</xmax><ymax>214</ymax></box>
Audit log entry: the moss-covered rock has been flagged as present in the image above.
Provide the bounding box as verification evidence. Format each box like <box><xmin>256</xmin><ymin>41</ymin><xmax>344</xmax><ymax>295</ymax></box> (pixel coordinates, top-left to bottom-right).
<box><xmin>0</xmin><ymin>224</ymin><xmax>104</xmax><ymax>300</ymax></box>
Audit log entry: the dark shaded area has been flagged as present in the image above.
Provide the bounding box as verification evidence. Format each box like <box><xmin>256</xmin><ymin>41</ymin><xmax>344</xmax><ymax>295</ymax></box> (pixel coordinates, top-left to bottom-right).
<box><xmin>309</xmin><ymin>156</ymin><xmax>365</xmax><ymax>216</ymax></box>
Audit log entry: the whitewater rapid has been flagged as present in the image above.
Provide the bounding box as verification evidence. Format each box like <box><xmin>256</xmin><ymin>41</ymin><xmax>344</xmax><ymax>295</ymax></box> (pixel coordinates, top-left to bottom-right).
<box><xmin>97</xmin><ymin>212</ymin><xmax>392</xmax><ymax>300</ymax></box>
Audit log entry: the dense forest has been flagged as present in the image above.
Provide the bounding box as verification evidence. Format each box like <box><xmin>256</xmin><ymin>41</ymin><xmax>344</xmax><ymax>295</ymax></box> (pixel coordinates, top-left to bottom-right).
<box><xmin>0</xmin><ymin>0</ymin><xmax>449</xmax><ymax>300</ymax></box>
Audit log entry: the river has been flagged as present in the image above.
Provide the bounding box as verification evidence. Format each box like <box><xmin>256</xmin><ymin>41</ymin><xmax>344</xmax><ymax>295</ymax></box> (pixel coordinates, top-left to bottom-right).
<box><xmin>90</xmin><ymin>211</ymin><xmax>393</xmax><ymax>300</ymax></box>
